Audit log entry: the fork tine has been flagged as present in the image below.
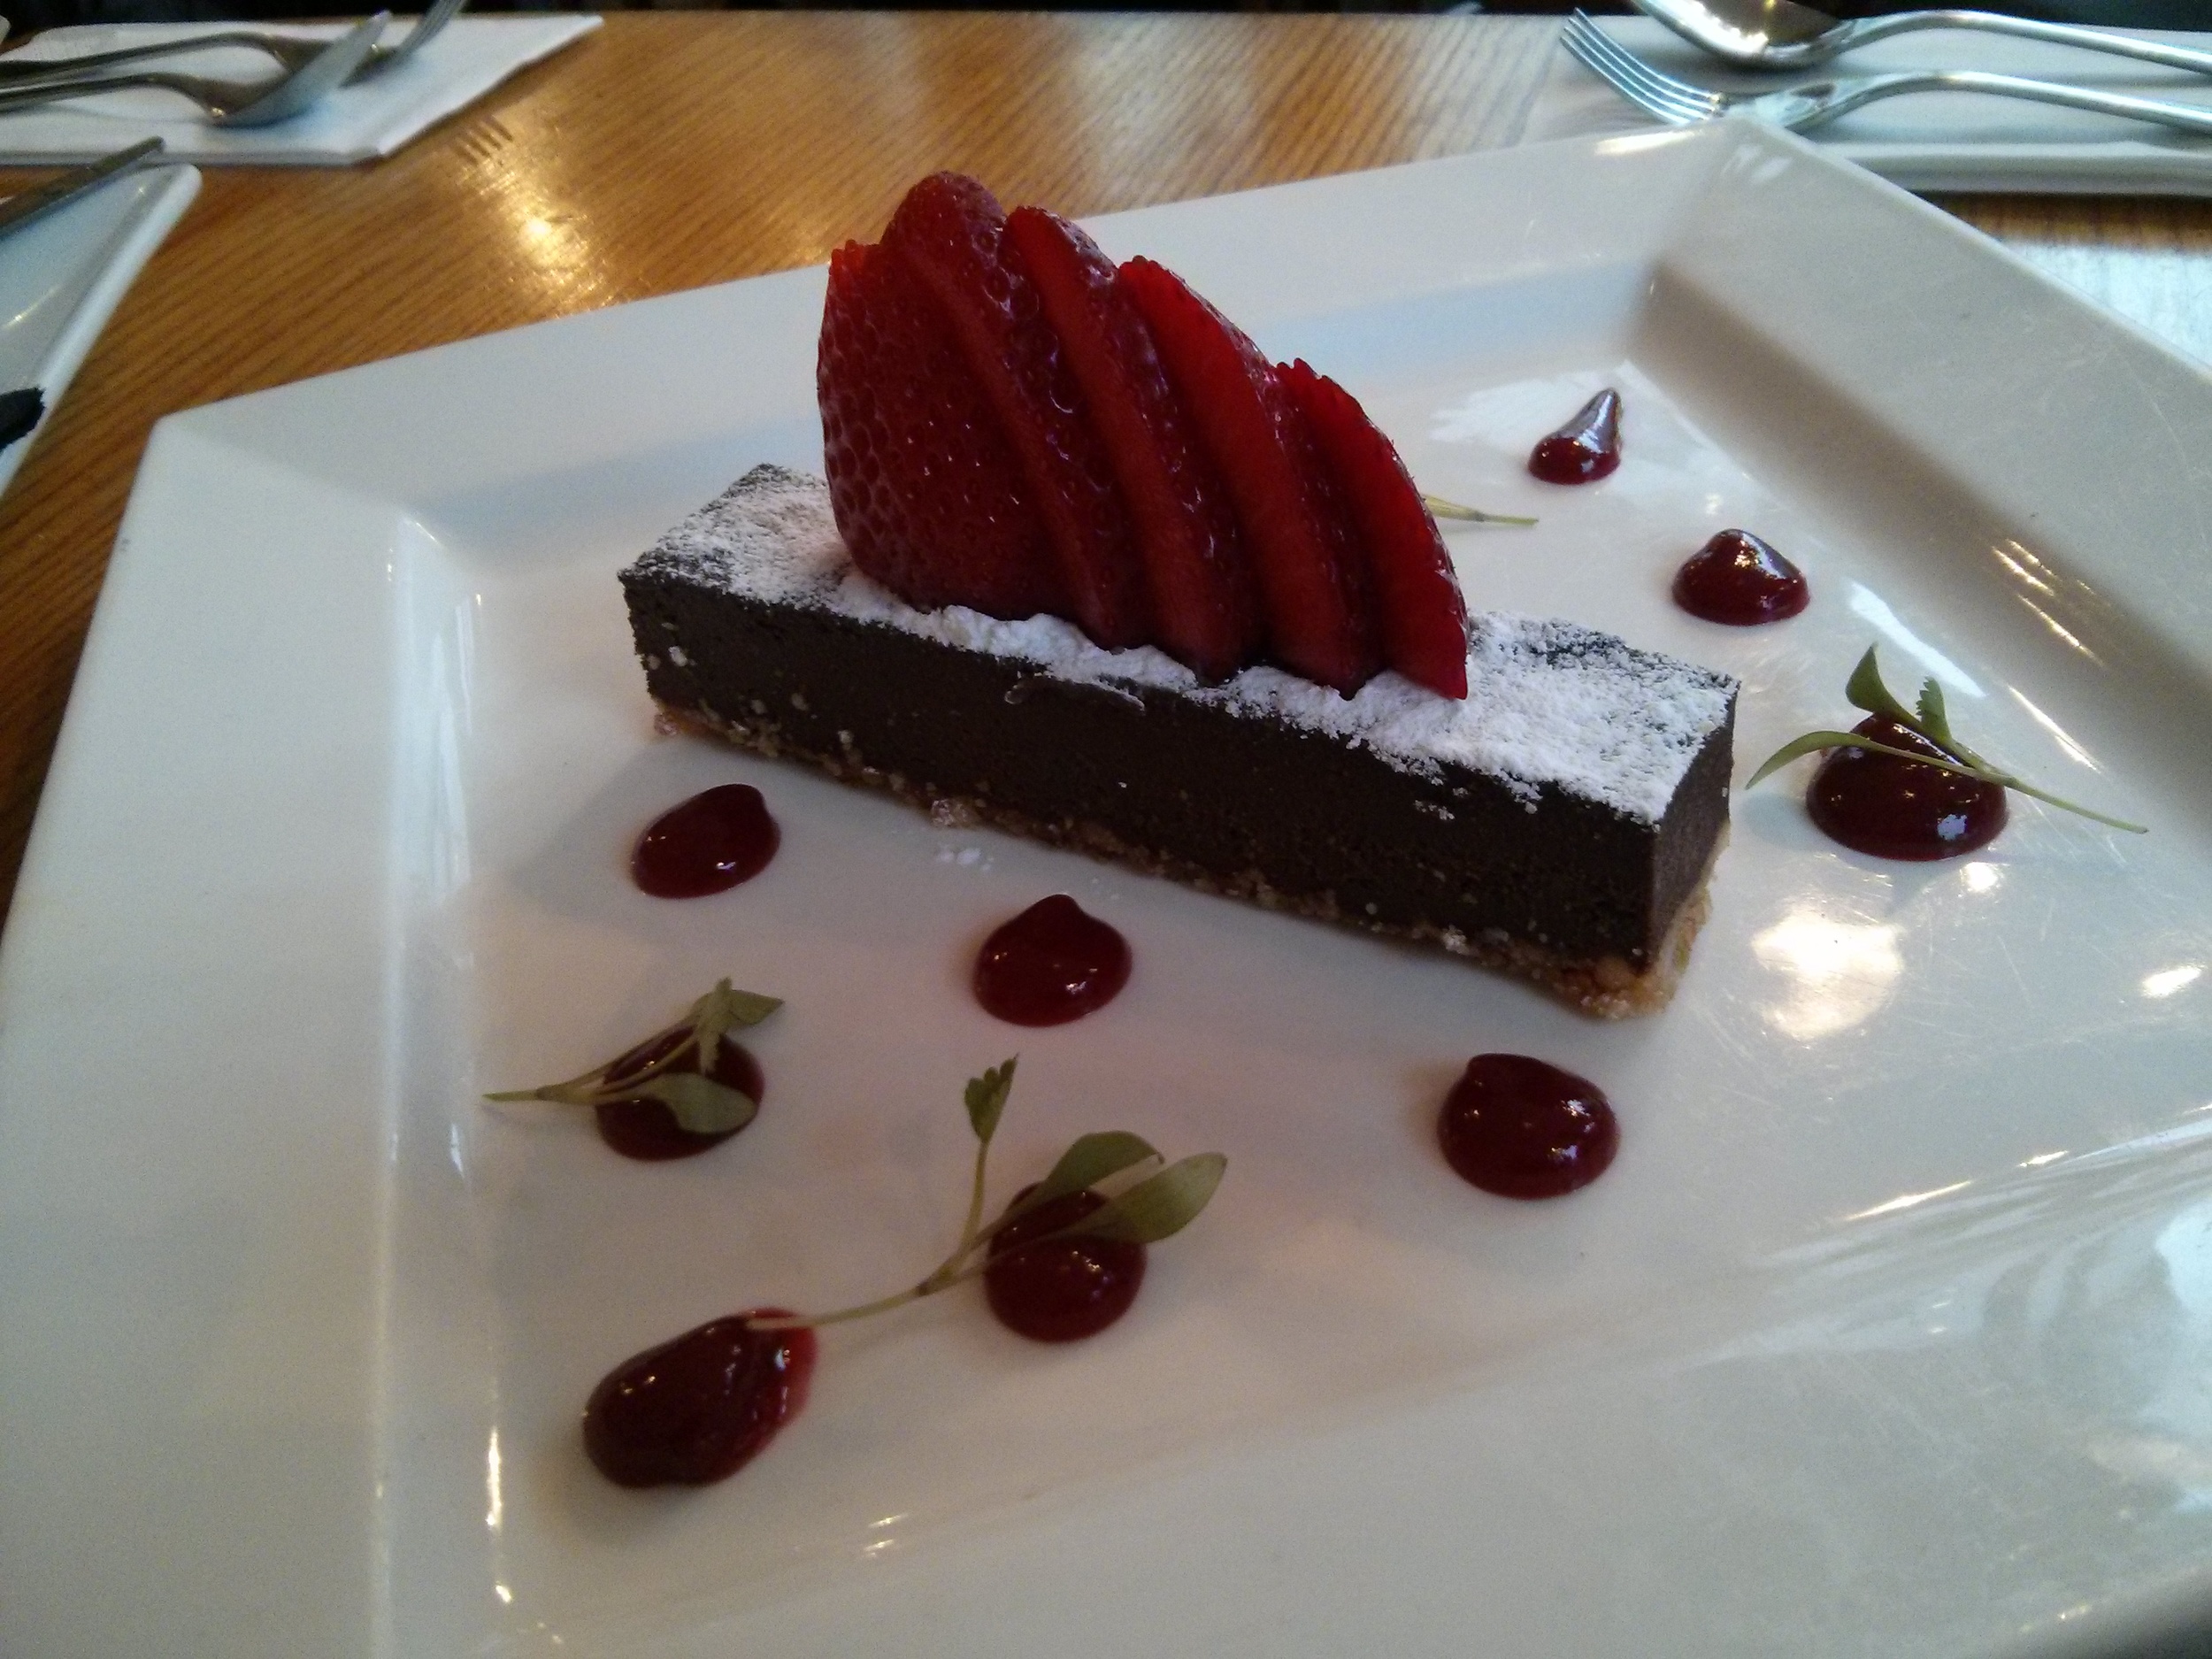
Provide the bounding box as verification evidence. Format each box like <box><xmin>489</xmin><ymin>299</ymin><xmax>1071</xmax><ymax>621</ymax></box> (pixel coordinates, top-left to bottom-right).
<box><xmin>1561</xmin><ymin>17</ymin><xmax>1681</xmax><ymax>107</ymax></box>
<box><xmin>1586</xmin><ymin>26</ymin><xmax>1727</xmax><ymax>121</ymax></box>
<box><xmin>1572</xmin><ymin>40</ymin><xmax>1719</xmax><ymax>123</ymax></box>
<box><xmin>1563</xmin><ymin>12</ymin><xmax>1724</xmax><ymax>123</ymax></box>
<box><xmin>1560</xmin><ymin>19</ymin><xmax>1698</xmax><ymax>125</ymax></box>
<box><xmin>1563</xmin><ymin>13</ymin><xmax>1722</xmax><ymax>120</ymax></box>
<box><xmin>1561</xmin><ymin>24</ymin><xmax>1671</xmax><ymax>124</ymax></box>
<box><xmin>1592</xmin><ymin>39</ymin><xmax>1728</xmax><ymax>121</ymax></box>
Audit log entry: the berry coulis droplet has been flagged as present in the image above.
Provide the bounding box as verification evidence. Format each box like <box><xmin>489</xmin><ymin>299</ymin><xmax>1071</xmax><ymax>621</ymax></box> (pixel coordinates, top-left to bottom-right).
<box><xmin>1527</xmin><ymin>388</ymin><xmax>1622</xmax><ymax>485</ymax></box>
<box><xmin>582</xmin><ymin>1310</ymin><xmax>817</xmax><ymax>1487</ymax></box>
<box><xmin>592</xmin><ymin>1026</ymin><xmax>764</xmax><ymax>1162</ymax></box>
<box><xmin>986</xmin><ymin>1187</ymin><xmax>1147</xmax><ymax>1342</ymax></box>
<box><xmin>1806</xmin><ymin>714</ymin><xmax>2008</xmax><ymax>861</ymax></box>
<box><xmin>1672</xmin><ymin>529</ymin><xmax>1809</xmax><ymax>626</ymax></box>
<box><xmin>973</xmin><ymin>895</ymin><xmax>1132</xmax><ymax>1025</ymax></box>
<box><xmin>1438</xmin><ymin>1054</ymin><xmax>1618</xmax><ymax>1199</ymax></box>
<box><xmin>632</xmin><ymin>783</ymin><xmax>780</xmax><ymax>898</ymax></box>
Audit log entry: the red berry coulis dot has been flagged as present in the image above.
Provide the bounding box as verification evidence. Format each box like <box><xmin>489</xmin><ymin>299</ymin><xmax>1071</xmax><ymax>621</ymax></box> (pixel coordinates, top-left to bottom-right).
<box><xmin>986</xmin><ymin>1187</ymin><xmax>1147</xmax><ymax>1342</ymax></box>
<box><xmin>1527</xmin><ymin>388</ymin><xmax>1622</xmax><ymax>485</ymax></box>
<box><xmin>1438</xmin><ymin>1054</ymin><xmax>1618</xmax><ymax>1199</ymax></box>
<box><xmin>582</xmin><ymin>1310</ymin><xmax>817</xmax><ymax>1487</ymax></box>
<box><xmin>593</xmin><ymin>1026</ymin><xmax>765</xmax><ymax>1161</ymax></box>
<box><xmin>632</xmin><ymin>783</ymin><xmax>779</xmax><ymax>897</ymax></box>
<box><xmin>1672</xmin><ymin>529</ymin><xmax>1809</xmax><ymax>626</ymax></box>
<box><xmin>973</xmin><ymin>895</ymin><xmax>1132</xmax><ymax>1025</ymax></box>
<box><xmin>1806</xmin><ymin>714</ymin><xmax>2008</xmax><ymax>861</ymax></box>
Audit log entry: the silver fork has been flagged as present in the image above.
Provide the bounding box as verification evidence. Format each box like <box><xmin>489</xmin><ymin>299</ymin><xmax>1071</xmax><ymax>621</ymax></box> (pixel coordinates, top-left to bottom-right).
<box><xmin>0</xmin><ymin>0</ymin><xmax>460</xmax><ymax>92</ymax></box>
<box><xmin>0</xmin><ymin>12</ymin><xmax>384</xmax><ymax>127</ymax></box>
<box><xmin>1562</xmin><ymin>10</ymin><xmax>2212</xmax><ymax>137</ymax></box>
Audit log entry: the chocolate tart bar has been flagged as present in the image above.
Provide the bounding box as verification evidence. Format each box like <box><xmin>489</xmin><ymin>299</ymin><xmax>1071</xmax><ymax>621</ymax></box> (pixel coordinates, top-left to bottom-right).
<box><xmin>621</xmin><ymin>465</ymin><xmax>1738</xmax><ymax>1016</ymax></box>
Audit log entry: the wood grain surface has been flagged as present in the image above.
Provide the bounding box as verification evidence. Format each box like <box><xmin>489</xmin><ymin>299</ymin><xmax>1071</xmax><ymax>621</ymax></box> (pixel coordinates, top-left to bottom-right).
<box><xmin>0</xmin><ymin>10</ymin><xmax>2205</xmax><ymax>925</ymax></box>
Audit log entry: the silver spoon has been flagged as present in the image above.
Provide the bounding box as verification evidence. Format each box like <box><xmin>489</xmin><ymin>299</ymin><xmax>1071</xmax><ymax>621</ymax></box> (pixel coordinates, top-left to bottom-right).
<box><xmin>0</xmin><ymin>12</ymin><xmax>383</xmax><ymax>126</ymax></box>
<box><xmin>0</xmin><ymin>0</ymin><xmax>463</xmax><ymax>91</ymax></box>
<box><xmin>1630</xmin><ymin>0</ymin><xmax>2212</xmax><ymax>79</ymax></box>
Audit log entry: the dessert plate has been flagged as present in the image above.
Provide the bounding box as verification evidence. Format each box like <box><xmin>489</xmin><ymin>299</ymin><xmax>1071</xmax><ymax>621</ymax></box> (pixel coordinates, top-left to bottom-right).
<box><xmin>4</xmin><ymin>122</ymin><xmax>2211</xmax><ymax>1658</ymax></box>
<box><xmin>0</xmin><ymin>154</ymin><xmax>196</xmax><ymax>501</ymax></box>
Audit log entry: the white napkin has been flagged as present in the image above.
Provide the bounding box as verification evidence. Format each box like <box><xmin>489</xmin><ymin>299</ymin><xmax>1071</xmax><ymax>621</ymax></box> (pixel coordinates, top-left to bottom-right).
<box><xmin>1523</xmin><ymin>17</ymin><xmax>2212</xmax><ymax>195</ymax></box>
<box><xmin>0</xmin><ymin>14</ymin><xmax>599</xmax><ymax>165</ymax></box>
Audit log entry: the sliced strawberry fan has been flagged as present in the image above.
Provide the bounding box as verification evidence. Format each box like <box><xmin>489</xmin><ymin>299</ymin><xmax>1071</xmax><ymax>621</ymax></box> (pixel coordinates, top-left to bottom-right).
<box><xmin>818</xmin><ymin>173</ymin><xmax>1474</xmax><ymax>703</ymax></box>
<box><xmin>1004</xmin><ymin>205</ymin><xmax>1260</xmax><ymax>683</ymax></box>
<box><xmin>883</xmin><ymin>174</ymin><xmax>1151</xmax><ymax>650</ymax></box>
<box><xmin>817</xmin><ymin>240</ymin><xmax>1064</xmax><ymax>621</ymax></box>
<box><xmin>1279</xmin><ymin>361</ymin><xmax>1470</xmax><ymax>699</ymax></box>
<box><xmin>1118</xmin><ymin>256</ymin><xmax>1380</xmax><ymax>695</ymax></box>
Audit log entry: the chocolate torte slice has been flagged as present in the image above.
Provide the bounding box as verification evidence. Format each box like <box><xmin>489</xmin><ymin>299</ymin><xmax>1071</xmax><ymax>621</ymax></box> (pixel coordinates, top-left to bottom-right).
<box><xmin>622</xmin><ymin>465</ymin><xmax>1737</xmax><ymax>1016</ymax></box>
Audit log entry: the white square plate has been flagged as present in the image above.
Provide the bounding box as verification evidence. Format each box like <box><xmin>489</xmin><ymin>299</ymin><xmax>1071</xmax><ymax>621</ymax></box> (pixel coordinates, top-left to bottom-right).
<box><xmin>4</xmin><ymin>123</ymin><xmax>2211</xmax><ymax>1658</ymax></box>
<box><xmin>0</xmin><ymin>157</ymin><xmax>196</xmax><ymax>502</ymax></box>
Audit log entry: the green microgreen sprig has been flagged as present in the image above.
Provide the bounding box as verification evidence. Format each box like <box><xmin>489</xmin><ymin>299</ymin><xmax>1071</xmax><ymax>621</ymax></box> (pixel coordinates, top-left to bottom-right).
<box><xmin>1747</xmin><ymin>646</ymin><xmax>2147</xmax><ymax>834</ymax></box>
<box><xmin>1424</xmin><ymin>494</ymin><xmax>1538</xmax><ymax>528</ymax></box>
<box><xmin>485</xmin><ymin>979</ymin><xmax>783</xmax><ymax>1135</ymax></box>
<box><xmin>749</xmin><ymin>1058</ymin><xmax>1226</xmax><ymax>1333</ymax></box>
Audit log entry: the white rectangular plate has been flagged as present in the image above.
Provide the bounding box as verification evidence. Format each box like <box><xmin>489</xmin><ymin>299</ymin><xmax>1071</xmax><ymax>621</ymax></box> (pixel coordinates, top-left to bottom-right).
<box><xmin>4</xmin><ymin>124</ymin><xmax>2212</xmax><ymax>1658</ymax></box>
<box><xmin>1526</xmin><ymin>19</ymin><xmax>2212</xmax><ymax>196</ymax></box>
<box><xmin>0</xmin><ymin>157</ymin><xmax>196</xmax><ymax>501</ymax></box>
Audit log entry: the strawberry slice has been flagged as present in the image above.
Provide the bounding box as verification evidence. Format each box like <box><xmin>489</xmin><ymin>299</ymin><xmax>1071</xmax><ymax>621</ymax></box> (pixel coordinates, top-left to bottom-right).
<box><xmin>1003</xmin><ymin>206</ymin><xmax>1259</xmax><ymax>682</ymax></box>
<box><xmin>818</xmin><ymin>240</ymin><xmax>1063</xmax><ymax>620</ymax></box>
<box><xmin>1279</xmin><ymin>361</ymin><xmax>1469</xmax><ymax>700</ymax></box>
<box><xmin>1118</xmin><ymin>257</ymin><xmax>1379</xmax><ymax>695</ymax></box>
<box><xmin>883</xmin><ymin>174</ymin><xmax>1149</xmax><ymax>649</ymax></box>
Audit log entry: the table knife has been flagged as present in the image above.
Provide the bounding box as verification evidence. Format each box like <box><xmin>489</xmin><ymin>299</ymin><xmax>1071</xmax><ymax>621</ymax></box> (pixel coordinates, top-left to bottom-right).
<box><xmin>0</xmin><ymin>136</ymin><xmax>163</xmax><ymax>246</ymax></box>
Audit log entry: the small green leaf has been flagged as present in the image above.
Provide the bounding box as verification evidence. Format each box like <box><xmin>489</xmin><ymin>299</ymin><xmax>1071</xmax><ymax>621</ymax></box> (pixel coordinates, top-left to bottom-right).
<box><xmin>1422</xmin><ymin>494</ymin><xmax>1538</xmax><ymax>527</ymax></box>
<box><xmin>486</xmin><ymin>979</ymin><xmax>780</xmax><ymax>1110</ymax></box>
<box><xmin>1753</xmin><ymin>731</ymin><xmax>2004</xmax><ymax>790</ymax></box>
<box><xmin>484</xmin><ymin>1080</ymin><xmax>599</xmax><ymax>1105</ymax></box>
<box><xmin>690</xmin><ymin>979</ymin><xmax>781</xmax><ymax>1064</ymax></box>
<box><xmin>1011</xmin><ymin>1132</ymin><xmax>1162</xmax><ymax>1220</ymax></box>
<box><xmin>1843</xmin><ymin>646</ymin><xmax>1913</xmax><ymax>723</ymax></box>
<box><xmin>1914</xmin><ymin>677</ymin><xmax>1953</xmax><ymax>746</ymax></box>
<box><xmin>1052</xmin><ymin>1153</ymin><xmax>1227</xmax><ymax>1246</ymax></box>
<box><xmin>1744</xmin><ymin>730</ymin><xmax>1873</xmax><ymax>790</ymax></box>
<box><xmin>1746</xmin><ymin>725</ymin><xmax>2149</xmax><ymax>835</ymax></box>
<box><xmin>1978</xmin><ymin>772</ymin><xmax>2147</xmax><ymax>834</ymax></box>
<box><xmin>630</xmin><ymin>1071</ymin><xmax>761</xmax><ymax>1136</ymax></box>
<box><xmin>964</xmin><ymin>1059</ymin><xmax>1018</xmax><ymax>1146</ymax></box>
<box><xmin>731</xmin><ymin>989</ymin><xmax>783</xmax><ymax>1025</ymax></box>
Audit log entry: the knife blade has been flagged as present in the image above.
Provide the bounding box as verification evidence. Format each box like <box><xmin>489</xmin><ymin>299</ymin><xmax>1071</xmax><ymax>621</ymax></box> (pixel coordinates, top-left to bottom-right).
<box><xmin>0</xmin><ymin>136</ymin><xmax>164</xmax><ymax>246</ymax></box>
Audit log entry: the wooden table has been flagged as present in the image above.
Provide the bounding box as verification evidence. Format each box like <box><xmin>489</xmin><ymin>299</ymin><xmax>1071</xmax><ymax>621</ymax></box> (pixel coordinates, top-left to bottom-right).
<box><xmin>1</xmin><ymin>10</ymin><xmax>2207</xmax><ymax>925</ymax></box>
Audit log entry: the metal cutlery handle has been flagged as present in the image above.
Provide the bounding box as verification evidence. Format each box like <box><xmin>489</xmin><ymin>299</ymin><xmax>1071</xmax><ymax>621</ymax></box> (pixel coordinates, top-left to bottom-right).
<box><xmin>1839</xmin><ymin>11</ymin><xmax>2212</xmax><ymax>79</ymax></box>
<box><xmin>1788</xmin><ymin>66</ymin><xmax>2212</xmax><ymax>134</ymax></box>
<box><xmin>0</xmin><ymin>136</ymin><xmax>162</xmax><ymax>241</ymax></box>
<box><xmin>0</xmin><ymin>35</ymin><xmax>242</xmax><ymax>84</ymax></box>
<box><xmin>0</xmin><ymin>68</ymin><xmax>188</xmax><ymax>115</ymax></box>
<box><xmin>0</xmin><ymin>0</ymin><xmax>455</xmax><ymax>92</ymax></box>
<box><xmin>1566</xmin><ymin>13</ymin><xmax>2212</xmax><ymax>138</ymax></box>
<box><xmin>0</xmin><ymin>13</ymin><xmax>380</xmax><ymax>126</ymax></box>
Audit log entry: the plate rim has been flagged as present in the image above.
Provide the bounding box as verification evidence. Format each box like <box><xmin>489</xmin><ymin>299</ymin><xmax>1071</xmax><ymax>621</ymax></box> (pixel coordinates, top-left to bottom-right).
<box><xmin>5</xmin><ymin>122</ymin><xmax>2211</xmax><ymax>1658</ymax></box>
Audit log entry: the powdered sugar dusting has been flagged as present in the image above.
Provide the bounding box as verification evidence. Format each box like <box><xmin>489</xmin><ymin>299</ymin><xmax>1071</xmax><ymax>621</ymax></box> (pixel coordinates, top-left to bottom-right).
<box><xmin>629</xmin><ymin>465</ymin><xmax>1736</xmax><ymax>825</ymax></box>
<box><xmin>639</xmin><ymin>464</ymin><xmax>847</xmax><ymax>602</ymax></box>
